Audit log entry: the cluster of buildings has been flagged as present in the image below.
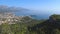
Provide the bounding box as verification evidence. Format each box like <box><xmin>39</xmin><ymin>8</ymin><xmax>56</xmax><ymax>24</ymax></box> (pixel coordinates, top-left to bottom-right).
<box><xmin>0</xmin><ymin>13</ymin><xmax>23</xmax><ymax>25</ymax></box>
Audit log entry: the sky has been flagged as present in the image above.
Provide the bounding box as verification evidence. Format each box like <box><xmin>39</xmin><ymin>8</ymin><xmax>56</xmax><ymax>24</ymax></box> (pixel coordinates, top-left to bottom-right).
<box><xmin>0</xmin><ymin>0</ymin><xmax>60</xmax><ymax>14</ymax></box>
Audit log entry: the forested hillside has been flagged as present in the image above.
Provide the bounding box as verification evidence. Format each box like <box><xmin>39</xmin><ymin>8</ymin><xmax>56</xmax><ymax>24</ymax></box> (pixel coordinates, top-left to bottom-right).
<box><xmin>0</xmin><ymin>14</ymin><xmax>60</xmax><ymax>34</ymax></box>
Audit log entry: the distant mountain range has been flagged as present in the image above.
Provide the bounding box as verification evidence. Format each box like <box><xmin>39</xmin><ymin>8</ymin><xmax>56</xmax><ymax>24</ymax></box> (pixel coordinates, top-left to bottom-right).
<box><xmin>0</xmin><ymin>5</ymin><xmax>29</xmax><ymax>13</ymax></box>
<box><xmin>0</xmin><ymin>5</ymin><xmax>53</xmax><ymax>19</ymax></box>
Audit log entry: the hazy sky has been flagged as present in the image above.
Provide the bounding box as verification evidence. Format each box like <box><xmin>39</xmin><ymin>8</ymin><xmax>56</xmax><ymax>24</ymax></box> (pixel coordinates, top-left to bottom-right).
<box><xmin>0</xmin><ymin>0</ymin><xmax>60</xmax><ymax>12</ymax></box>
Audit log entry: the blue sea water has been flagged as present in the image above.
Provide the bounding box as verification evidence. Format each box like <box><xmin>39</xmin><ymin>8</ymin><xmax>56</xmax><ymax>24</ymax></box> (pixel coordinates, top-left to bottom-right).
<box><xmin>13</xmin><ymin>11</ymin><xmax>52</xmax><ymax>20</ymax></box>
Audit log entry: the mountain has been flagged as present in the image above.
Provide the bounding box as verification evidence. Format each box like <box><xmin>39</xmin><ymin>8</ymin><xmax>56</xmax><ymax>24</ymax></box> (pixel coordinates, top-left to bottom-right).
<box><xmin>0</xmin><ymin>5</ymin><xmax>29</xmax><ymax>13</ymax></box>
<box><xmin>28</xmin><ymin>14</ymin><xmax>60</xmax><ymax>34</ymax></box>
<box><xmin>0</xmin><ymin>13</ymin><xmax>60</xmax><ymax>34</ymax></box>
<box><xmin>0</xmin><ymin>5</ymin><xmax>52</xmax><ymax>19</ymax></box>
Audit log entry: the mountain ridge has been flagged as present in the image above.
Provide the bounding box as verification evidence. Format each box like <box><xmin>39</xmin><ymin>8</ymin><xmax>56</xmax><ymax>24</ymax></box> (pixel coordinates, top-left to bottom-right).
<box><xmin>28</xmin><ymin>14</ymin><xmax>60</xmax><ymax>34</ymax></box>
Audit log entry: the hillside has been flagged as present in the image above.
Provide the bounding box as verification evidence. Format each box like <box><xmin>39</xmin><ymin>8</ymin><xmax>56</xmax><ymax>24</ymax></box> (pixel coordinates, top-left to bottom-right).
<box><xmin>28</xmin><ymin>14</ymin><xmax>60</xmax><ymax>34</ymax></box>
<box><xmin>0</xmin><ymin>13</ymin><xmax>24</xmax><ymax>25</ymax></box>
<box><xmin>0</xmin><ymin>14</ymin><xmax>60</xmax><ymax>34</ymax></box>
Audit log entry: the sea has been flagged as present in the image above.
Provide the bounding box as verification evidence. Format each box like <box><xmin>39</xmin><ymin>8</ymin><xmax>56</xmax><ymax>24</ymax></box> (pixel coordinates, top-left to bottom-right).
<box><xmin>12</xmin><ymin>11</ymin><xmax>53</xmax><ymax>20</ymax></box>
